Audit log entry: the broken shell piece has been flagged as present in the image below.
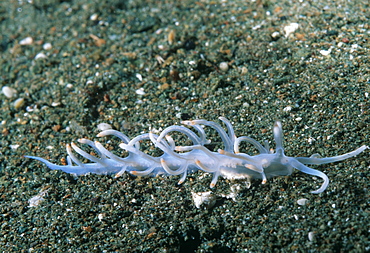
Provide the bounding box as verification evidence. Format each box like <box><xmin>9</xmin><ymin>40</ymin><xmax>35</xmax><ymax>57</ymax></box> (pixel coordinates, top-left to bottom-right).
<box><xmin>191</xmin><ymin>191</ymin><xmax>217</xmax><ymax>209</ymax></box>
<box><xmin>19</xmin><ymin>36</ymin><xmax>33</xmax><ymax>45</ymax></box>
<box><xmin>28</xmin><ymin>189</ymin><xmax>49</xmax><ymax>207</ymax></box>
<box><xmin>284</xmin><ymin>23</ymin><xmax>299</xmax><ymax>38</ymax></box>
<box><xmin>297</xmin><ymin>198</ymin><xmax>309</xmax><ymax>206</ymax></box>
<box><xmin>2</xmin><ymin>86</ymin><xmax>17</xmax><ymax>98</ymax></box>
<box><xmin>35</xmin><ymin>52</ymin><xmax>47</xmax><ymax>60</ymax></box>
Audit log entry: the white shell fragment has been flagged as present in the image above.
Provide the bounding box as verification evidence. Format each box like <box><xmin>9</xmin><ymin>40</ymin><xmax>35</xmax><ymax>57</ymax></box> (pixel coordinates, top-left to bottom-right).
<box><xmin>271</xmin><ymin>31</ymin><xmax>280</xmax><ymax>39</ymax></box>
<box><xmin>90</xmin><ymin>13</ymin><xmax>99</xmax><ymax>21</ymax></box>
<box><xmin>35</xmin><ymin>52</ymin><xmax>47</xmax><ymax>60</ymax></box>
<box><xmin>308</xmin><ymin>231</ymin><xmax>315</xmax><ymax>241</ymax></box>
<box><xmin>319</xmin><ymin>48</ymin><xmax>332</xmax><ymax>56</ymax></box>
<box><xmin>43</xmin><ymin>43</ymin><xmax>52</xmax><ymax>50</ymax></box>
<box><xmin>220</xmin><ymin>183</ymin><xmax>249</xmax><ymax>202</ymax></box>
<box><xmin>283</xmin><ymin>106</ymin><xmax>292</xmax><ymax>113</ymax></box>
<box><xmin>19</xmin><ymin>36</ymin><xmax>33</xmax><ymax>45</ymax></box>
<box><xmin>284</xmin><ymin>23</ymin><xmax>299</xmax><ymax>38</ymax></box>
<box><xmin>10</xmin><ymin>144</ymin><xmax>20</xmax><ymax>150</ymax></box>
<box><xmin>97</xmin><ymin>123</ymin><xmax>112</xmax><ymax>131</ymax></box>
<box><xmin>191</xmin><ymin>191</ymin><xmax>217</xmax><ymax>209</ymax></box>
<box><xmin>2</xmin><ymin>86</ymin><xmax>17</xmax><ymax>98</ymax></box>
<box><xmin>297</xmin><ymin>198</ymin><xmax>309</xmax><ymax>206</ymax></box>
<box><xmin>135</xmin><ymin>88</ymin><xmax>146</xmax><ymax>95</ymax></box>
<box><xmin>28</xmin><ymin>189</ymin><xmax>49</xmax><ymax>207</ymax></box>
<box><xmin>135</xmin><ymin>73</ymin><xmax>143</xmax><ymax>81</ymax></box>
<box><xmin>98</xmin><ymin>213</ymin><xmax>104</xmax><ymax>221</ymax></box>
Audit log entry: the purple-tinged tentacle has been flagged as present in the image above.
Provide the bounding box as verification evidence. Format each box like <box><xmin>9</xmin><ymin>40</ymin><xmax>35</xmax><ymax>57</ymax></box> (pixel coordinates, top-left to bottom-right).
<box><xmin>234</xmin><ymin>136</ymin><xmax>269</xmax><ymax>154</ymax></box>
<box><xmin>296</xmin><ymin>145</ymin><xmax>368</xmax><ymax>165</ymax></box>
<box><xmin>289</xmin><ymin>158</ymin><xmax>329</xmax><ymax>194</ymax></box>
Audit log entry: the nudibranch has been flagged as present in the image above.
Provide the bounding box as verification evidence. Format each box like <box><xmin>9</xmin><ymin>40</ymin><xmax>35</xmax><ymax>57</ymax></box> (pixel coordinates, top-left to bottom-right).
<box><xmin>26</xmin><ymin>117</ymin><xmax>368</xmax><ymax>194</ymax></box>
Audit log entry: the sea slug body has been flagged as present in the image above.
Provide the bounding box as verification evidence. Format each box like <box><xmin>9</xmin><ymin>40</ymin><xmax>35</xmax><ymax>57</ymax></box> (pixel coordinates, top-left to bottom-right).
<box><xmin>26</xmin><ymin>117</ymin><xmax>368</xmax><ymax>194</ymax></box>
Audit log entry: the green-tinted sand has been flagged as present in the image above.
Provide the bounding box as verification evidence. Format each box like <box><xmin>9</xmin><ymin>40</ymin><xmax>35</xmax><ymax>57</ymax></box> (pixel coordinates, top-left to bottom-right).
<box><xmin>0</xmin><ymin>0</ymin><xmax>369</xmax><ymax>252</ymax></box>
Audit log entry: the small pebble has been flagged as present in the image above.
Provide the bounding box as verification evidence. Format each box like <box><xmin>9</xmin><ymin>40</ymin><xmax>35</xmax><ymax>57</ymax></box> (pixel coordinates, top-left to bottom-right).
<box><xmin>168</xmin><ymin>29</ymin><xmax>176</xmax><ymax>45</ymax></box>
<box><xmin>13</xmin><ymin>98</ymin><xmax>25</xmax><ymax>109</ymax></box>
<box><xmin>219</xmin><ymin>62</ymin><xmax>229</xmax><ymax>72</ymax></box>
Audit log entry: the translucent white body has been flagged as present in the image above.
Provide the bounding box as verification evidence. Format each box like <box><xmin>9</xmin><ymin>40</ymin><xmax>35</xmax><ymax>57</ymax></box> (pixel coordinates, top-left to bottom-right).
<box><xmin>26</xmin><ymin>118</ymin><xmax>368</xmax><ymax>194</ymax></box>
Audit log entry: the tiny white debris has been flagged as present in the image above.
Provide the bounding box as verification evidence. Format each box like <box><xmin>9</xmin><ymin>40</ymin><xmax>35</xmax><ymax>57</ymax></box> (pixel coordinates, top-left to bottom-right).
<box><xmin>283</xmin><ymin>106</ymin><xmax>292</xmax><ymax>112</ymax></box>
<box><xmin>191</xmin><ymin>191</ymin><xmax>217</xmax><ymax>209</ymax></box>
<box><xmin>308</xmin><ymin>231</ymin><xmax>315</xmax><ymax>241</ymax></box>
<box><xmin>35</xmin><ymin>52</ymin><xmax>47</xmax><ymax>60</ymax></box>
<box><xmin>43</xmin><ymin>43</ymin><xmax>52</xmax><ymax>50</ymax></box>
<box><xmin>97</xmin><ymin>123</ymin><xmax>112</xmax><ymax>131</ymax></box>
<box><xmin>2</xmin><ymin>86</ymin><xmax>17</xmax><ymax>98</ymax></box>
<box><xmin>271</xmin><ymin>31</ymin><xmax>280</xmax><ymax>39</ymax></box>
<box><xmin>135</xmin><ymin>88</ymin><xmax>146</xmax><ymax>95</ymax></box>
<box><xmin>90</xmin><ymin>13</ymin><xmax>99</xmax><ymax>21</ymax></box>
<box><xmin>19</xmin><ymin>36</ymin><xmax>33</xmax><ymax>45</ymax></box>
<box><xmin>51</xmin><ymin>102</ymin><xmax>61</xmax><ymax>107</ymax></box>
<box><xmin>284</xmin><ymin>23</ymin><xmax>299</xmax><ymax>37</ymax></box>
<box><xmin>10</xmin><ymin>144</ymin><xmax>20</xmax><ymax>150</ymax></box>
<box><xmin>307</xmin><ymin>137</ymin><xmax>315</xmax><ymax>144</ymax></box>
<box><xmin>221</xmin><ymin>183</ymin><xmax>243</xmax><ymax>202</ymax></box>
<box><xmin>155</xmin><ymin>28</ymin><xmax>163</xmax><ymax>35</ymax></box>
<box><xmin>98</xmin><ymin>213</ymin><xmax>104</xmax><ymax>221</ymax></box>
<box><xmin>295</xmin><ymin>117</ymin><xmax>302</xmax><ymax>121</ymax></box>
<box><xmin>319</xmin><ymin>48</ymin><xmax>331</xmax><ymax>56</ymax></box>
<box><xmin>155</xmin><ymin>55</ymin><xmax>165</xmax><ymax>64</ymax></box>
<box><xmin>135</xmin><ymin>73</ymin><xmax>143</xmax><ymax>81</ymax></box>
<box><xmin>150</xmin><ymin>127</ymin><xmax>161</xmax><ymax>134</ymax></box>
<box><xmin>28</xmin><ymin>189</ymin><xmax>49</xmax><ymax>207</ymax></box>
<box><xmin>86</xmin><ymin>80</ymin><xmax>94</xmax><ymax>85</ymax></box>
<box><xmin>252</xmin><ymin>24</ymin><xmax>262</xmax><ymax>30</ymax></box>
<box><xmin>297</xmin><ymin>198</ymin><xmax>309</xmax><ymax>206</ymax></box>
<box><xmin>365</xmin><ymin>92</ymin><xmax>368</xmax><ymax>98</ymax></box>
